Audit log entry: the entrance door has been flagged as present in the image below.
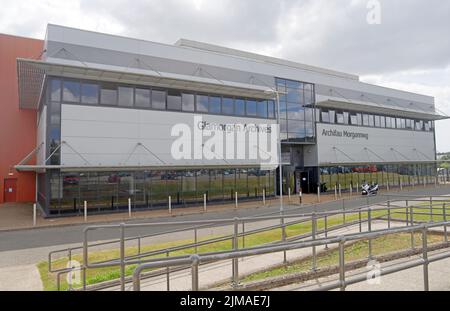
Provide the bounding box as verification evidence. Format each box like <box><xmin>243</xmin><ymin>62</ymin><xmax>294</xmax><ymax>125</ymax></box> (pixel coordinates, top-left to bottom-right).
<box><xmin>4</xmin><ymin>179</ymin><xmax>17</xmax><ymax>202</ymax></box>
<box><xmin>299</xmin><ymin>172</ymin><xmax>310</xmax><ymax>194</ymax></box>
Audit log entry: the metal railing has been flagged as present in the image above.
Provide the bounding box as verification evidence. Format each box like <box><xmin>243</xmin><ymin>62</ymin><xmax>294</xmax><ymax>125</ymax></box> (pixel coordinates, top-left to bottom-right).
<box><xmin>132</xmin><ymin>221</ymin><xmax>450</xmax><ymax>291</ymax></box>
<box><xmin>49</xmin><ymin>194</ymin><xmax>450</xmax><ymax>291</ymax></box>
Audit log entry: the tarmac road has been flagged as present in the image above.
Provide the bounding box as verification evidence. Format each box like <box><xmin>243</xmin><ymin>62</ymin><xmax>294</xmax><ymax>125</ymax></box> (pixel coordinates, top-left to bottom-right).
<box><xmin>0</xmin><ymin>186</ymin><xmax>449</xmax><ymax>267</ymax></box>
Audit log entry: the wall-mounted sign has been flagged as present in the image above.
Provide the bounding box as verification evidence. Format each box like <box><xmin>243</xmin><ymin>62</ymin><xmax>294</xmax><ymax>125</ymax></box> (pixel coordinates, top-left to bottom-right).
<box><xmin>322</xmin><ymin>128</ymin><xmax>369</xmax><ymax>140</ymax></box>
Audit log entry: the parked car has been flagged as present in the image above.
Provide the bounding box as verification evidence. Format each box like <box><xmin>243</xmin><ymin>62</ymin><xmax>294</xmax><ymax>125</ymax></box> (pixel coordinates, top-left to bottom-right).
<box><xmin>108</xmin><ymin>174</ymin><xmax>121</xmax><ymax>183</ymax></box>
<box><xmin>63</xmin><ymin>174</ymin><xmax>79</xmax><ymax>185</ymax></box>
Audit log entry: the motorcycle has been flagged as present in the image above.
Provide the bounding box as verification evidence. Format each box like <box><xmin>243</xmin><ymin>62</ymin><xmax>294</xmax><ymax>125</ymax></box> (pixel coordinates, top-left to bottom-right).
<box><xmin>361</xmin><ymin>182</ymin><xmax>379</xmax><ymax>196</ymax></box>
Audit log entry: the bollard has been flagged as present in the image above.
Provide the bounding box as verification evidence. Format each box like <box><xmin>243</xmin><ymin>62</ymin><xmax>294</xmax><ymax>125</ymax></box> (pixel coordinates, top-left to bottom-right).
<box><xmin>235</xmin><ymin>192</ymin><xmax>238</xmax><ymax>209</ymax></box>
<box><xmin>342</xmin><ymin>200</ymin><xmax>346</xmax><ymax>224</ymax></box>
<box><xmin>288</xmin><ymin>187</ymin><xmax>291</xmax><ymax>202</ymax></box>
<box><xmin>168</xmin><ymin>196</ymin><xmax>172</xmax><ymax>214</ymax></box>
<box><xmin>299</xmin><ymin>191</ymin><xmax>303</xmax><ymax>205</ymax></box>
<box><xmin>128</xmin><ymin>198</ymin><xmax>132</xmax><ymax>218</ymax></box>
<box><xmin>334</xmin><ymin>185</ymin><xmax>337</xmax><ymax>200</ymax></box>
<box><xmin>400</xmin><ymin>179</ymin><xmax>403</xmax><ymax>191</ymax></box>
<box><xmin>263</xmin><ymin>189</ymin><xmax>266</xmax><ymax>206</ymax></box>
<box><xmin>84</xmin><ymin>201</ymin><xmax>87</xmax><ymax>222</ymax></box>
<box><xmin>350</xmin><ymin>185</ymin><xmax>353</xmax><ymax>197</ymax></box>
<box><xmin>357</xmin><ymin>183</ymin><xmax>359</xmax><ymax>196</ymax></box>
<box><xmin>317</xmin><ymin>186</ymin><xmax>321</xmax><ymax>203</ymax></box>
<box><xmin>387</xmin><ymin>181</ymin><xmax>390</xmax><ymax>192</ymax></box>
<box><xmin>203</xmin><ymin>193</ymin><xmax>207</xmax><ymax>212</ymax></box>
<box><xmin>358</xmin><ymin>209</ymin><xmax>362</xmax><ymax>233</ymax></box>
<box><xmin>33</xmin><ymin>203</ymin><xmax>37</xmax><ymax>227</ymax></box>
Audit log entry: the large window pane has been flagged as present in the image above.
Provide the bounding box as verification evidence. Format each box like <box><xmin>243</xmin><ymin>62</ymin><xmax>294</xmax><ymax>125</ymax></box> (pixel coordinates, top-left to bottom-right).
<box><xmin>246</xmin><ymin>100</ymin><xmax>257</xmax><ymax>116</ymax></box>
<box><xmin>63</xmin><ymin>80</ymin><xmax>80</xmax><ymax>102</ymax></box>
<box><xmin>287</xmin><ymin>104</ymin><xmax>304</xmax><ymax>120</ymax></box>
<box><xmin>235</xmin><ymin>99</ymin><xmax>245</xmax><ymax>116</ymax></box>
<box><xmin>135</xmin><ymin>88</ymin><xmax>151</xmax><ymax>108</ymax></box>
<box><xmin>100</xmin><ymin>83</ymin><xmax>117</xmax><ymax>106</ymax></box>
<box><xmin>268</xmin><ymin>100</ymin><xmax>275</xmax><ymax>119</ymax></box>
<box><xmin>257</xmin><ymin>100</ymin><xmax>268</xmax><ymax>118</ymax></box>
<box><xmin>222</xmin><ymin>97</ymin><xmax>234</xmax><ymax>115</ymax></box>
<box><xmin>118</xmin><ymin>86</ymin><xmax>134</xmax><ymax>107</ymax></box>
<box><xmin>196</xmin><ymin>95</ymin><xmax>208</xmax><ymax>112</ymax></box>
<box><xmin>81</xmin><ymin>83</ymin><xmax>98</xmax><ymax>104</ymax></box>
<box><xmin>209</xmin><ymin>96</ymin><xmax>221</xmax><ymax>114</ymax></box>
<box><xmin>50</xmin><ymin>79</ymin><xmax>61</xmax><ymax>102</ymax></box>
<box><xmin>167</xmin><ymin>90</ymin><xmax>182</xmax><ymax>111</ymax></box>
<box><xmin>181</xmin><ymin>93</ymin><xmax>195</xmax><ymax>112</ymax></box>
<box><xmin>152</xmin><ymin>89</ymin><xmax>166</xmax><ymax>110</ymax></box>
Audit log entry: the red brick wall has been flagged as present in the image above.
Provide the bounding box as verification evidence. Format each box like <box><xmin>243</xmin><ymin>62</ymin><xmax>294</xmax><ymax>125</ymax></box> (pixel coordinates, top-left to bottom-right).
<box><xmin>0</xmin><ymin>34</ymin><xmax>43</xmax><ymax>203</ymax></box>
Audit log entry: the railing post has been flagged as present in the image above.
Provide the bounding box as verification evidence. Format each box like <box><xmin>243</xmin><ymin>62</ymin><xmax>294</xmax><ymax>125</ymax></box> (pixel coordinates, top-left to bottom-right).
<box><xmin>410</xmin><ymin>204</ymin><xmax>415</xmax><ymax>249</ymax></box>
<box><xmin>235</xmin><ymin>192</ymin><xmax>238</xmax><ymax>209</ymax></box>
<box><xmin>282</xmin><ymin>213</ymin><xmax>287</xmax><ymax>264</ymax></box>
<box><xmin>334</xmin><ymin>185</ymin><xmax>337</xmax><ymax>200</ymax></box>
<box><xmin>33</xmin><ymin>203</ymin><xmax>37</xmax><ymax>227</ymax></box>
<box><xmin>324</xmin><ymin>215</ymin><xmax>329</xmax><ymax>249</ymax></box>
<box><xmin>166</xmin><ymin>250</ymin><xmax>170</xmax><ymax>291</ymax></box>
<box><xmin>422</xmin><ymin>227</ymin><xmax>429</xmax><ymax>291</ymax></box>
<box><xmin>232</xmin><ymin>218</ymin><xmax>239</xmax><ymax>288</ymax></box>
<box><xmin>242</xmin><ymin>222</ymin><xmax>245</xmax><ymax>250</ymax></box>
<box><xmin>84</xmin><ymin>201</ymin><xmax>87</xmax><ymax>223</ymax></box>
<box><xmin>128</xmin><ymin>198</ymin><xmax>132</xmax><ymax>218</ymax></box>
<box><xmin>342</xmin><ymin>199</ymin><xmax>346</xmax><ymax>224</ymax></box>
<box><xmin>312</xmin><ymin>213</ymin><xmax>317</xmax><ymax>271</ymax></box>
<box><xmin>203</xmin><ymin>193</ymin><xmax>207</xmax><ymax>212</ymax></box>
<box><xmin>288</xmin><ymin>187</ymin><xmax>291</xmax><ymax>202</ymax></box>
<box><xmin>263</xmin><ymin>189</ymin><xmax>266</xmax><ymax>206</ymax></box>
<box><xmin>358</xmin><ymin>209</ymin><xmax>362</xmax><ymax>233</ymax></box>
<box><xmin>443</xmin><ymin>203</ymin><xmax>448</xmax><ymax>243</ymax></box>
<box><xmin>339</xmin><ymin>238</ymin><xmax>346</xmax><ymax>291</ymax></box>
<box><xmin>120</xmin><ymin>223</ymin><xmax>125</xmax><ymax>291</ymax></box>
<box><xmin>350</xmin><ymin>185</ymin><xmax>353</xmax><ymax>197</ymax></box>
<box><xmin>168</xmin><ymin>196</ymin><xmax>172</xmax><ymax>214</ymax></box>
<box><xmin>339</xmin><ymin>184</ymin><xmax>342</xmax><ymax>198</ymax></box>
<box><xmin>194</xmin><ymin>228</ymin><xmax>198</xmax><ymax>254</ymax></box>
<box><xmin>299</xmin><ymin>191</ymin><xmax>303</xmax><ymax>205</ymax></box>
<box><xmin>191</xmin><ymin>255</ymin><xmax>200</xmax><ymax>291</ymax></box>
<box><xmin>387</xmin><ymin>200</ymin><xmax>391</xmax><ymax>229</ymax></box>
<box><xmin>429</xmin><ymin>196</ymin><xmax>433</xmax><ymax>222</ymax></box>
<box><xmin>368</xmin><ymin>208</ymin><xmax>373</xmax><ymax>259</ymax></box>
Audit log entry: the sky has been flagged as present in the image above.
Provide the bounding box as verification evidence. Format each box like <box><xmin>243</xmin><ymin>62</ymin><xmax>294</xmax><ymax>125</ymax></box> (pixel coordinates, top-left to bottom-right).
<box><xmin>1</xmin><ymin>0</ymin><xmax>449</xmax><ymax>151</ymax></box>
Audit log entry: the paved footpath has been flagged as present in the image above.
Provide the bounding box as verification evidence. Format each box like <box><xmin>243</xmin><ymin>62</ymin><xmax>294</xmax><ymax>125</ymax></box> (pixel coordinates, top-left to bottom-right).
<box><xmin>0</xmin><ymin>264</ymin><xmax>42</xmax><ymax>291</ymax></box>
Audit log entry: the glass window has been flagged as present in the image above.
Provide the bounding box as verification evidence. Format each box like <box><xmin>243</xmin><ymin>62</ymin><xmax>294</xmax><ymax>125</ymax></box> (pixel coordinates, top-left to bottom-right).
<box><xmin>81</xmin><ymin>83</ymin><xmax>98</xmax><ymax>104</ymax></box>
<box><xmin>135</xmin><ymin>88</ymin><xmax>151</xmax><ymax>108</ymax></box>
<box><xmin>329</xmin><ymin>110</ymin><xmax>336</xmax><ymax>124</ymax></box>
<box><xmin>235</xmin><ymin>99</ymin><xmax>245</xmax><ymax>116</ymax></box>
<box><xmin>357</xmin><ymin>113</ymin><xmax>362</xmax><ymax>125</ymax></box>
<box><xmin>181</xmin><ymin>93</ymin><xmax>195</xmax><ymax>112</ymax></box>
<box><xmin>257</xmin><ymin>100</ymin><xmax>268</xmax><ymax>118</ymax></box>
<box><xmin>50</xmin><ymin>79</ymin><xmax>61</xmax><ymax>101</ymax></box>
<box><xmin>209</xmin><ymin>96</ymin><xmax>221</xmax><ymax>114</ymax></box>
<box><xmin>416</xmin><ymin>120</ymin><xmax>423</xmax><ymax>131</ymax></box>
<box><xmin>368</xmin><ymin>115</ymin><xmax>375</xmax><ymax>127</ymax></box>
<box><xmin>374</xmin><ymin>115</ymin><xmax>380</xmax><ymax>127</ymax></box>
<box><xmin>268</xmin><ymin>100</ymin><xmax>275</xmax><ymax>119</ymax></box>
<box><xmin>321</xmin><ymin>110</ymin><xmax>330</xmax><ymax>123</ymax></box>
<box><xmin>62</xmin><ymin>80</ymin><xmax>80</xmax><ymax>102</ymax></box>
<box><xmin>286</xmin><ymin>80</ymin><xmax>301</xmax><ymax>89</ymax></box>
<box><xmin>152</xmin><ymin>89</ymin><xmax>166</xmax><ymax>110</ymax></box>
<box><xmin>286</xmin><ymin>88</ymin><xmax>301</xmax><ymax>103</ymax></box>
<box><xmin>287</xmin><ymin>103</ymin><xmax>304</xmax><ymax>120</ymax></box>
<box><xmin>246</xmin><ymin>100</ymin><xmax>257</xmax><ymax>116</ymax></box>
<box><xmin>167</xmin><ymin>90</ymin><xmax>182</xmax><ymax>111</ymax></box>
<box><xmin>343</xmin><ymin>112</ymin><xmax>349</xmax><ymax>124</ymax></box>
<box><xmin>305</xmin><ymin>108</ymin><xmax>314</xmax><ymax>122</ymax></box>
<box><xmin>100</xmin><ymin>83</ymin><xmax>117</xmax><ymax>106</ymax></box>
<box><xmin>350</xmin><ymin>113</ymin><xmax>358</xmax><ymax>125</ymax></box>
<box><xmin>222</xmin><ymin>97</ymin><xmax>234</xmax><ymax>115</ymax></box>
<box><xmin>363</xmin><ymin>114</ymin><xmax>369</xmax><ymax>126</ymax></box>
<box><xmin>386</xmin><ymin>117</ymin><xmax>392</xmax><ymax>128</ymax></box>
<box><xmin>118</xmin><ymin>86</ymin><xmax>134</xmax><ymax>107</ymax></box>
<box><xmin>380</xmin><ymin>116</ymin><xmax>386</xmax><ymax>128</ymax></box>
<box><xmin>196</xmin><ymin>95</ymin><xmax>208</xmax><ymax>112</ymax></box>
<box><xmin>336</xmin><ymin>111</ymin><xmax>344</xmax><ymax>124</ymax></box>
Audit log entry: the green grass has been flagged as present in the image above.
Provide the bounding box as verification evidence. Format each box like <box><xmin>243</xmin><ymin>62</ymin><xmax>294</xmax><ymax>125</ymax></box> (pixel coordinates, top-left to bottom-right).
<box><xmin>37</xmin><ymin>210</ymin><xmax>386</xmax><ymax>291</ymax></box>
<box><xmin>242</xmin><ymin>232</ymin><xmax>444</xmax><ymax>283</ymax></box>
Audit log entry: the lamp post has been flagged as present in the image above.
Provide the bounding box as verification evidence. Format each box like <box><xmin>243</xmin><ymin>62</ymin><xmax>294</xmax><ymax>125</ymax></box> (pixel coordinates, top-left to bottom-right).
<box><xmin>265</xmin><ymin>89</ymin><xmax>284</xmax><ymax>215</ymax></box>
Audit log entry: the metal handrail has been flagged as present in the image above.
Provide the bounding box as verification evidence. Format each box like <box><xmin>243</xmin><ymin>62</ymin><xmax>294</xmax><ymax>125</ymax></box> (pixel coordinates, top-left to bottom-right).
<box><xmin>132</xmin><ymin>221</ymin><xmax>450</xmax><ymax>291</ymax></box>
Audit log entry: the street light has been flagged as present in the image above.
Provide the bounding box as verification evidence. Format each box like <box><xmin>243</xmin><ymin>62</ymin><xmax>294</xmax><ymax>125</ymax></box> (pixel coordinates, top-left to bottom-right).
<box><xmin>265</xmin><ymin>89</ymin><xmax>286</xmax><ymax>215</ymax></box>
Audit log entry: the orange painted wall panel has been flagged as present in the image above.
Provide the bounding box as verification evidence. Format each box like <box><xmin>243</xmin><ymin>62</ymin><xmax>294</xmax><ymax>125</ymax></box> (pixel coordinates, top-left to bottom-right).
<box><xmin>0</xmin><ymin>34</ymin><xmax>43</xmax><ymax>203</ymax></box>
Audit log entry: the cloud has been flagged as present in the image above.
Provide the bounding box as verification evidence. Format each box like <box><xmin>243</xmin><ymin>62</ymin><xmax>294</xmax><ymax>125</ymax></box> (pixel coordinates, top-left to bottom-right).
<box><xmin>1</xmin><ymin>0</ymin><xmax>449</xmax><ymax>150</ymax></box>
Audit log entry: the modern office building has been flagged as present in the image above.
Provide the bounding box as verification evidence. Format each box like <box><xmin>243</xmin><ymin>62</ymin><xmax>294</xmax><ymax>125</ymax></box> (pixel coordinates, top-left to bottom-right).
<box><xmin>1</xmin><ymin>24</ymin><xmax>447</xmax><ymax>216</ymax></box>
